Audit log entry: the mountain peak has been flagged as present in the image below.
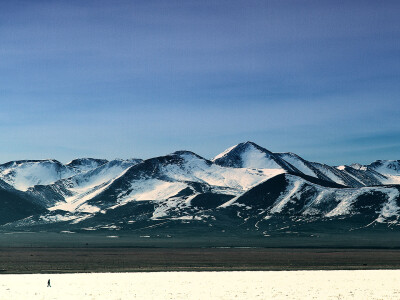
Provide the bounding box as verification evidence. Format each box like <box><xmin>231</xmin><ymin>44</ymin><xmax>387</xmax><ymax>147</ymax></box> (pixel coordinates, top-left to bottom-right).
<box><xmin>349</xmin><ymin>163</ymin><xmax>367</xmax><ymax>171</ymax></box>
<box><xmin>66</xmin><ymin>158</ymin><xmax>109</xmax><ymax>173</ymax></box>
<box><xmin>0</xmin><ymin>159</ymin><xmax>77</xmax><ymax>191</ymax></box>
<box><xmin>67</xmin><ymin>158</ymin><xmax>108</xmax><ymax>166</ymax></box>
<box><xmin>243</xmin><ymin>140</ymin><xmax>260</xmax><ymax>146</ymax></box>
<box><xmin>171</xmin><ymin>150</ymin><xmax>205</xmax><ymax>159</ymax></box>
<box><xmin>368</xmin><ymin>159</ymin><xmax>400</xmax><ymax>175</ymax></box>
<box><xmin>212</xmin><ymin>142</ymin><xmax>295</xmax><ymax>170</ymax></box>
<box><xmin>212</xmin><ymin>141</ymin><xmax>272</xmax><ymax>161</ymax></box>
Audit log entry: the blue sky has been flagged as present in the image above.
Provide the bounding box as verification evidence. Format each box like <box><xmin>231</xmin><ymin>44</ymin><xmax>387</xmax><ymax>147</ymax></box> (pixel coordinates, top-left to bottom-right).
<box><xmin>0</xmin><ymin>0</ymin><xmax>399</xmax><ymax>165</ymax></box>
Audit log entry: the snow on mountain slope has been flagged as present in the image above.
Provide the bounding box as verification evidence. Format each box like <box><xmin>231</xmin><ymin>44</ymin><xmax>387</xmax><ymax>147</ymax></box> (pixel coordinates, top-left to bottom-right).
<box><xmin>349</xmin><ymin>163</ymin><xmax>367</xmax><ymax>171</ymax></box>
<box><xmin>213</xmin><ymin>142</ymin><xmax>392</xmax><ymax>188</ymax></box>
<box><xmin>212</xmin><ymin>142</ymin><xmax>298</xmax><ymax>171</ymax></box>
<box><xmin>277</xmin><ymin>153</ymin><xmax>368</xmax><ymax>187</ymax></box>
<box><xmin>113</xmin><ymin>179</ymin><xmax>188</xmax><ymax>206</ymax></box>
<box><xmin>301</xmin><ymin>176</ymin><xmax>398</xmax><ymax>221</ymax></box>
<box><xmin>369</xmin><ymin>160</ymin><xmax>400</xmax><ymax>175</ymax></box>
<box><xmin>212</xmin><ymin>144</ymin><xmax>238</xmax><ymax>161</ymax></box>
<box><xmin>377</xmin><ymin>188</ymin><xmax>400</xmax><ymax>223</ymax></box>
<box><xmin>1</xmin><ymin>142</ymin><xmax>399</xmax><ymax>232</ymax></box>
<box><xmin>297</xmin><ymin>179</ymin><xmax>400</xmax><ymax>223</ymax></box>
<box><xmin>368</xmin><ymin>160</ymin><xmax>400</xmax><ymax>185</ymax></box>
<box><xmin>269</xmin><ymin>178</ymin><xmax>303</xmax><ymax>214</ymax></box>
<box><xmin>339</xmin><ymin>165</ymin><xmax>387</xmax><ymax>186</ymax></box>
<box><xmin>309</xmin><ymin>162</ymin><xmax>357</xmax><ymax>187</ymax></box>
<box><xmin>66</xmin><ymin>158</ymin><xmax>109</xmax><ymax>173</ymax></box>
<box><xmin>378</xmin><ymin>175</ymin><xmax>400</xmax><ymax>185</ymax></box>
<box><xmin>303</xmin><ymin>162</ymin><xmax>390</xmax><ymax>188</ymax></box>
<box><xmin>276</xmin><ymin>153</ymin><xmax>317</xmax><ymax>177</ymax></box>
<box><xmin>323</xmin><ymin>185</ymin><xmax>400</xmax><ymax>223</ymax></box>
<box><xmin>212</xmin><ymin>142</ymin><xmax>400</xmax><ymax>188</ymax></box>
<box><xmin>0</xmin><ymin>160</ymin><xmax>79</xmax><ymax>191</ymax></box>
<box><xmin>222</xmin><ymin>173</ymin><xmax>400</xmax><ymax>225</ymax></box>
<box><xmin>222</xmin><ymin>173</ymin><xmax>341</xmax><ymax>210</ymax></box>
<box><xmin>162</xmin><ymin>152</ymin><xmax>283</xmax><ymax>192</ymax></box>
<box><xmin>334</xmin><ymin>162</ymin><xmax>399</xmax><ymax>186</ymax></box>
<box><xmin>48</xmin><ymin>159</ymin><xmax>142</xmax><ymax>213</ymax></box>
<box><xmin>75</xmin><ymin>151</ymin><xmax>285</xmax><ymax>214</ymax></box>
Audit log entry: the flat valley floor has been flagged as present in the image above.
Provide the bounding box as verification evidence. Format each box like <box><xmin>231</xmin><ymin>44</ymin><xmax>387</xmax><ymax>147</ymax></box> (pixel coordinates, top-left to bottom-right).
<box><xmin>2</xmin><ymin>247</ymin><xmax>400</xmax><ymax>273</ymax></box>
<box><xmin>1</xmin><ymin>270</ymin><xmax>400</xmax><ymax>299</ymax></box>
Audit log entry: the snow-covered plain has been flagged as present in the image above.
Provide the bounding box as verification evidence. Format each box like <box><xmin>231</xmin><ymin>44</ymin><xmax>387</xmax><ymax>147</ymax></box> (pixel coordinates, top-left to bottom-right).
<box><xmin>1</xmin><ymin>270</ymin><xmax>400</xmax><ymax>300</ymax></box>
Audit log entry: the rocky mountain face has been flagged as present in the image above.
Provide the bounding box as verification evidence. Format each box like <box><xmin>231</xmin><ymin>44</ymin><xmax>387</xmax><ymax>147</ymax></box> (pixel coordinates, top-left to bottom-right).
<box><xmin>0</xmin><ymin>142</ymin><xmax>399</xmax><ymax>240</ymax></box>
<box><xmin>0</xmin><ymin>179</ymin><xmax>46</xmax><ymax>224</ymax></box>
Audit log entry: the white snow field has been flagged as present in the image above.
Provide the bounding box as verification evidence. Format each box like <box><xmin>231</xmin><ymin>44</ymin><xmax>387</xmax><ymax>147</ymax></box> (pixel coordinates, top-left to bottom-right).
<box><xmin>1</xmin><ymin>270</ymin><xmax>400</xmax><ymax>300</ymax></box>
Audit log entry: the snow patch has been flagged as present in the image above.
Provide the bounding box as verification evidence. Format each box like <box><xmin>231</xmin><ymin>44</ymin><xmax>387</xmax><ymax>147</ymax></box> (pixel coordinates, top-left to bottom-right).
<box><xmin>270</xmin><ymin>177</ymin><xmax>303</xmax><ymax>214</ymax></box>
<box><xmin>376</xmin><ymin>188</ymin><xmax>400</xmax><ymax>223</ymax></box>
<box><xmin>212</xmin><ymin>144</ymin><xmax>239</xmax><ymax>161</ymax></box>
<box><xmin>0</xmin><ymin>160</ymin><xmax>78</xmax><ymax>191</ymax></box>
<box><xmin>240</xmin><ymin>144</ymin><xmax>281</xmax><ymax>169</ymax></box>
<box><xmin>279</xmin><ymin>153</ymin><xmax>317</xmax><ymax>177</ymax></box>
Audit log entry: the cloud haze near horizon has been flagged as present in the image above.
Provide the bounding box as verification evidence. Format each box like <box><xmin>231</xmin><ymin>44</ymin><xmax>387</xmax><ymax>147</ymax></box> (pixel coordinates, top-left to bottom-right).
<box><xmin>0</xmin><ymin>0</ymin><xmax>399</xmax><ymax>165</ymax></box>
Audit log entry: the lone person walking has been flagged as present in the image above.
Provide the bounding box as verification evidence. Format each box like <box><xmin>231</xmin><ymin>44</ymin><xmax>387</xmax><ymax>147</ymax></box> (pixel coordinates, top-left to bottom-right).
<box><xmin>47</xmin><ymin>279</ymin><xmax>51</xmax><ymax>287</ymax></box>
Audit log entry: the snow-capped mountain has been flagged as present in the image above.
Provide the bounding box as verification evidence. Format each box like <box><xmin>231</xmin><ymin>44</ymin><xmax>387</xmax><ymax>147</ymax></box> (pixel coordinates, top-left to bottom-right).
<box><xmin>212</xmin><ymin>141</ymin><xmax>299</xmax><ymax>171</ymax></box>
<box><xmin>66</xmin><ymin>158</ymin><xmax>109</xmax><ymax>173</ymax></box>
<box><xmin>27</xmin><ymin>158</ymin><xmax>143</xmax><ymax>209</ymax></box>
<box><xmin>212</xmin><ymin>142</ymin><xmax>399</xmax><ymax>188</ymax></box>
<box><xmin>0</xmin><ymin>178</ymin><xmax>46</xmax><ymax>224</ymax></box>
<box><xmin>0</xmin><ymin>142</ymin><xmax>399</xmax><ymax>239</ymax></box>
<box><xmin>77</xmin><ymin>151</ymin><xmax>282</xmax><ymax>216</ymax></box>
<box><xmin>368</xmin><ymin>160</ymin><xmax>400</xmax><ymax>185</ymax></box>
<box><xmin>0</xmin><ymin>159</ymin><xmax>79</xmax><ymax>191</ymax></box>
<box><xmin>222</xmin><ymin>173</ymin><xmax>400</xmax><ymax>224</ymax></box>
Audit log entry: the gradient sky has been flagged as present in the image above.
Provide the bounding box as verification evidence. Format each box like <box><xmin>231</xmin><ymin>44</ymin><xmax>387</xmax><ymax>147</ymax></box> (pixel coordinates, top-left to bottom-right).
<box><xmin>0</xmin><ymin>0</ymin><xmax>399</xmax><ymax>165</ymax></box>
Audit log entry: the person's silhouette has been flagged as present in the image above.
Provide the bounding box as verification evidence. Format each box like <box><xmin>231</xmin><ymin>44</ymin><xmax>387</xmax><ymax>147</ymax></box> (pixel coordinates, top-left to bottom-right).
<box><xmin>47</xmin><ymin>279</ymin><xmax>51</xmax><ymax>287</ymax></box>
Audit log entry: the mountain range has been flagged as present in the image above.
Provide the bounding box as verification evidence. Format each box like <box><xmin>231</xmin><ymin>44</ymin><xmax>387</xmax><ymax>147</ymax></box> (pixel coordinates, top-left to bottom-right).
<box><xmin>1</xmin><ymin>141</ymin><xmax>399</xmax><ymax>245</ymax></box>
